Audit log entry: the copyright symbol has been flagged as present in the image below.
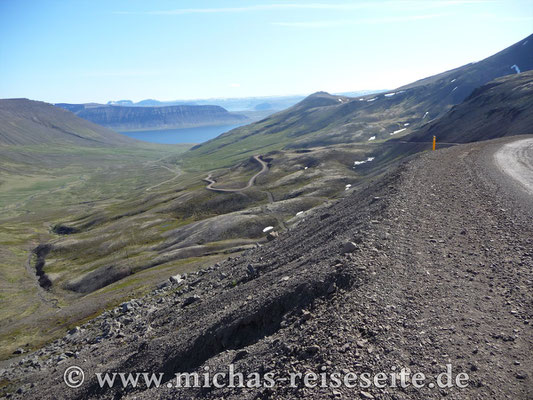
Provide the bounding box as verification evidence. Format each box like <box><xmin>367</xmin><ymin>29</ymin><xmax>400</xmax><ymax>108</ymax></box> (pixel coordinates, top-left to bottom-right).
<box><xmin>64</xmin><ymin>365</ymin><xmax>85</xmax><ymax>388</ymax></box>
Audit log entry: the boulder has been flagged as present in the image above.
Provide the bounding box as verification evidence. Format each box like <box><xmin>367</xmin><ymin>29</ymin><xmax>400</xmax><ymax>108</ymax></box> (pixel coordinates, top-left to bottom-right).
<box><xmin>266</xmin><ymin>231</ymin><xmax>279</xmax><ymax>241</ymax></box>
<box><xmin>342</xmin><ymin>241</ymin><xmax>357</xmax><ymax>253</ymax></box>
<box><xmin>169</xmin><ymin>274</ymin><xmax>183</xmax><ymax>284</ymax></box>
<box><xmin>182</xmin><ymin>295</ymin><xmax>201</xmax><ymax>307</ymax></box>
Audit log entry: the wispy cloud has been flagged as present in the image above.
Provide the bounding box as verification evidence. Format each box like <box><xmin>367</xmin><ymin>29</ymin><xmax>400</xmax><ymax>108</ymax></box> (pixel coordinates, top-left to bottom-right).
<box><xmin>383</xmin><ymin>0</ymin><xmax>496</xmax><ymax>9</ymax></box>
<box><xmin>272</xmin><ymin>20</ymin><xmax>348</xmax><ymax>28</ymax></box>
<box><xmin>273</xmin><ymin>13</ymin><xmax>448</xmax><ymax>28</ymax></box>
<box><xmin>476</xmin><ymin>12</ymin><xmax>533</xmax><ymax>22</ymax></box>
<box><xmin>363</xmin><ymin>13</ymin><xmax>450</xmax><ymax>23</ymax></box>
<box><xmin>79</xmin><ymin>70</ymin><xmax>161</xmax><ymax>78</ymax></box>
<box><xmin>113</xmin><ymin>4</ymin><xmax>376</xmax><ymax>15</ymax></box>
<box><xmin>114</xmin><ymin>1</ymin><xmax>493</xmax><ymax>15</ymax></box>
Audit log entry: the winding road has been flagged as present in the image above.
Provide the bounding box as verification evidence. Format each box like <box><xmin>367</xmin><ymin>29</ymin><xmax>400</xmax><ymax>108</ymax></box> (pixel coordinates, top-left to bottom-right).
<box><xmin>204</xmin><ymin>155</ymin><xmax>287</xmax><ymax>230</ymax></box>
<box><xmin>145</xmin><ymin>164</ymin><xmax>182</xmax><ymax>192</ymax></box>
<box><xmin>204</xmin><ymin>155</ymin><xmax>269</xmax><ymax>192</ymax></box>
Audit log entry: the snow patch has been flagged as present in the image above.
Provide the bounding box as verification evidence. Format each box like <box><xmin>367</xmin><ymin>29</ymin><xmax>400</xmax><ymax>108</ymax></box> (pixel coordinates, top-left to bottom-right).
<box><xmin>368</xmin><ymin>136</ymin><xmax>376</xmax><ymax>141</ymax></box>
<box><xmin>390</xmin><ymin>128</ymin><xmax>407</xmax><ymax>136</ymax></box>
<box><xmin>366</xmin><ymin>97</ymin><xmax>377</xmax><ymax>102</ymax></box>
<box><xmin>262</xmin><ymin>226</ymin><xmax>274</xmax><ymax>233</ymax></box>
<box><xmin>353</xmin><ymin>157</ymin><xmax>375</xmax><ymax>167</ymax></box>
<box><xmin>511</xmin><ymin>64</ymin><xmax>521</xmax><ymax>74</ymax></box>
<box><xmin>404</xmin><ymin>123</ymin><xmax>410</xmax><ymax>126</ymax></box>
<box><xmin>384</xmin><ymin>92</ymin><xmax>396</xmax><ymax>97</ymax></box>
<box><xmin>296</xmin><ymin>211</ymin><xmax>304</xmax><ymax>216</ymax></box>
<box><xmin>345</xmin><ymin>183</ymin><xmax>352</xmax><ymax>191</ymax></box>
<box><xmin>452</xmin><ymin>86</ymin><xmax>458</xmax><ymax>92</ymax></box>
<box><xmin>523</xmin><ymin>40</ymin><xmax>528</xmax><ymax>46</ymax></box>
<box><xmin>423</xmin><ymin>111</ymin><xmax>429</xmax><ymax>119</ymax></box>
<box><xmin>450</xmin><ymin>78</ymin><xmax>456</xmax><ymax>83</ymax></box>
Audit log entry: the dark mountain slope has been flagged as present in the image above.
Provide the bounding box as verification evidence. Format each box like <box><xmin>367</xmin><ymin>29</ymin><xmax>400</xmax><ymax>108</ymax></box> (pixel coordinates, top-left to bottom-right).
<box><xmin>406</xmin><ymin>70</ymin><xmax>533</xmax><ymax>143</ymax></box>
<box><xmin>183</xmin><ymin>34</ymin><xmax>533</xmax><ymax>169</ymax></box>
<box><xmin>401</xmin><ymin>34</ymin><xmax>532</xmax><ymax>93</ymax></box>
<box><xmin>0</xmin><ymin>99</ymin><xmax>137</xmax><ymax>147</ymax></box>
<box><xmin>55</xmin><ymin>103</ymin><xmax>249</xmax><ymax>131</ymax></box>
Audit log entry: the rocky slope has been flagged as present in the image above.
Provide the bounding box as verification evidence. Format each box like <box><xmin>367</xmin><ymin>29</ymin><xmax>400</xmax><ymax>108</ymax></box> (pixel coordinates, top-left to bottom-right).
<box><xmin>2</xmin><ymin>135</ymin><xmax>531</xmax><ymax>399</ymax></box>
<box><xmin>55</xmin><ymin>104</ymin><xmax>249</xmax><ymax>131</ymax></box>
<box><xmin>406</xmin><ymin>70</ymin><xmax>533</xmax><ymax>143</ymax></box>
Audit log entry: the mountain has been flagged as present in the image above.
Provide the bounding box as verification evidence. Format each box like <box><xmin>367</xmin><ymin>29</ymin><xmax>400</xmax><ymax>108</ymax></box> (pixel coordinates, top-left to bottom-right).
<box><xmin>405</xmin><ymin>70</ymin><xmax>533</xmax><ymax>144</ymax></box>
<box><xmin>105</xmin><ymin>91</ymin><xmax>382</xmax><ymax>112</ymax></box>
<box><xmin>106</xmin><ymin>95</ymin><xmax>307</xmax><ymax>112</ymax></box>
<box><xmin>0</xmin><ymin>99</ymin><xmax>137</xmax><ymax>146</ymax></box>
<box><xmin>54</xmin><ymin>103</ymin><xmax>250</xmax><ymax>131</ymax></box>
<box><xmin>183</xmin><ymin>34</ymin><xmax>533</xmax><ymax>168</ymax></box>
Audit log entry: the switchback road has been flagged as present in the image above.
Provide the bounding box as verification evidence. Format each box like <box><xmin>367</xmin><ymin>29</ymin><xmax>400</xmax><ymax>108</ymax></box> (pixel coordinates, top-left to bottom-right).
<box><xmin>204</xmin><ymin>155</ymin><xmax>268</xmax><ymax>192</ymax></box>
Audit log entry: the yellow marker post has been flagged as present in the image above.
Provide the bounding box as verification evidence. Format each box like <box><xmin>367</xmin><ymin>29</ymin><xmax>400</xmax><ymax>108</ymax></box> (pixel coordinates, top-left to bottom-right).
<box><xmin>432</xmin><ymin>136</ymin><xmax>436</xmax><ymax>151</ymax></box>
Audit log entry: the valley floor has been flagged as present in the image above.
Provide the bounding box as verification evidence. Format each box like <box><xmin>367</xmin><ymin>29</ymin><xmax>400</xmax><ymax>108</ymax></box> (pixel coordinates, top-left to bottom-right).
<box><xmin>1</xmin><ymin>136</ymin><xmax>532</xmax><ymax>399</ymax></box>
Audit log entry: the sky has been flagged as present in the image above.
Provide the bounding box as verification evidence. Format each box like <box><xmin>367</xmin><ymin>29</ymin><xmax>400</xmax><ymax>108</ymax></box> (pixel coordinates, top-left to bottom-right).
<box><xmin>0</xmin><ymin>0</ymin><xmax>532</xmax><ymax>103</ymax></box>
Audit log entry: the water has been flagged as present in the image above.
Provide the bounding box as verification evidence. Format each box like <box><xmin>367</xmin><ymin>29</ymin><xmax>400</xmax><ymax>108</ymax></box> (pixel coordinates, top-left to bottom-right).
<box><xmin>119</xmin><ymin>123</ymin><xmax>246</xmax><ymax>144</ymax></box>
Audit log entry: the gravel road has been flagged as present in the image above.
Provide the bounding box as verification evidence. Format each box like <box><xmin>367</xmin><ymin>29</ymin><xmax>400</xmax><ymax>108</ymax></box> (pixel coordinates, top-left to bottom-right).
<box><xmin>204</xmin><ymin>155</ymin><xmax>269</xmax><ymax>192</ymax></box>
<box><xmin>495</xmin><ymin>138</ymin><xmax>533</xmax><ymax>196</ymax></box>
<box><xmin>2</xmin><ymin>136</ymin><xmax>532</xmax><ymax>400</ymax></box>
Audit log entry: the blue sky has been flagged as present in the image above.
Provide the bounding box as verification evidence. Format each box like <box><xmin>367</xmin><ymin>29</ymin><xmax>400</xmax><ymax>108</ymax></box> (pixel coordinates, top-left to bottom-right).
<box><xmin>0</xmin><ymin>0</ymin><xmax>532</xmax><ymax>103</ymax></box>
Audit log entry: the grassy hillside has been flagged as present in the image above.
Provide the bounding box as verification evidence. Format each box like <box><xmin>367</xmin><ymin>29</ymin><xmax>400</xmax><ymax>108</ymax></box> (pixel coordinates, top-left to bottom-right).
<box><xmin>1</xmin><ymin>108</ymin><xmax>384</xmax><ymax>360</ymax></box>
<box><xmin>0</xmin><ymin>99</ymin><xmax>138</xmax><ymax>146</ymax></box>
<box><xmin>0</xmin><ymin>100</ymin><xmax>196</xmax><ymax>359</ymax></box>
<box><xmin>182</xmin><ymin>34</ymin><xmax>533</xmax><ymax>170</ymax></box>
<box><xmin>1</xmin><ymin>98</ymin><xmax>365</xmax><ymax>360</ymax></box>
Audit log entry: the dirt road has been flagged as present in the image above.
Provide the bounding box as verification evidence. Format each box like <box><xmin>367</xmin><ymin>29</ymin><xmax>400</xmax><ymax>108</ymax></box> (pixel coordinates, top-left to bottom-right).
<box><xmin>145</xmin><ymin>164</ymin><xmax>182</xmax><ymax>192</ymax></box>
<box><xmin>495</xmin><ymin>138</ymin><xmax>533</xmax><ymax>196</ymax></box>
<box><xmin>204</xmin><ymin>155</ymin><xmax>268</xmax><ymax>192</ymax></box>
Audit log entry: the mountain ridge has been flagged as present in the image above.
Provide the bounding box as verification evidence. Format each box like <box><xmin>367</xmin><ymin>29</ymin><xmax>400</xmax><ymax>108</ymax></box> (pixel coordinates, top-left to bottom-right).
<box><xmin>0</xmin><ymin>98</ymin><xmax>137</xmax><ymax>147</ymax></box>
<box><xmin>105</xmin><ymin>91</ymin><xmax>383</xmax><ymax>112</ymax></box>
<box><xmin>404</xmin><ymin>70</ymin><xmax>533</xmax><ymax>144</ymax></box>
<box><xmin>182</xmin><ymin>34</ymin><xmax>533</xmax><ymax>169</ymax></box>
<box><xmin>54</xmin><ymin>103</ymin><xmax>250</xmax><ymax>132</ymax></box>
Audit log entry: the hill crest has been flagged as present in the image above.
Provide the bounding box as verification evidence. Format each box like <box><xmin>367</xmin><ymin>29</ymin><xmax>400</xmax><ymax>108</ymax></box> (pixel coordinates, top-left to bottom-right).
<box><xmin>0</xmin><ymin>98</ymin><xmax>137</xmax><ymax>147</ymax></box>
